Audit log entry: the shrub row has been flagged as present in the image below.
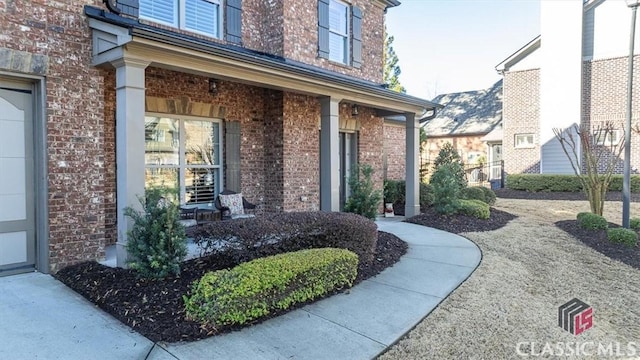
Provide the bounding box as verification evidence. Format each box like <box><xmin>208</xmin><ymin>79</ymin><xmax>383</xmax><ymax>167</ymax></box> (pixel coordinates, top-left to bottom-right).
<box><xmin>577</xmin><ymin>212</ymin><xmax>608</xmax><ymax>230</ymax></box>
<box><xmin>576</xmin><ymin>212</ymin><xmax>638</xmax><ymax>247</ymax></box>
<box><xmin>607</xmin><ymin>228</ymin><xmax>638</xmax><ymax>247</ymax></box>
<box><xmin>461</xmin><ymin>186</ymin><xmax>496</xmax><ymax>206</ymax></box>
<box><xmin>506</xmin><ymin>174</ymin><xmax>640</xmax><ymax>193</ymax></box>
<box><xmin>184</xmin><ymin>248</ymin><xmax>358</xmax><ymax>327</ymax></box>
<box><xmin>188</xmin><ymin>211</ymin><xmax>378</xmax><ymax>265</ymax></box>
<box><xmin>457</xmin><ymin>199</ymin><xmax>490</xmax><ymax>220</ymax></box>
<box><xmin>383</xmin><ymin>180</ymin><xmax>434</xmax><ymax>208</ymax></box>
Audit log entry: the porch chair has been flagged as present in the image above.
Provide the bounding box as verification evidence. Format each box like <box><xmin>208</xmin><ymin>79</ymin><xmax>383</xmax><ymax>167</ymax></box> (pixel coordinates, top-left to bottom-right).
<box><xmin>178</xmin><ymin>206</ymin><xmax>198</xmax><ymax>227</ymax></box>
<box><xmin>215</xmin><ymin>190</ymin><xmax>257</xmax><ymax>220</ymax></box>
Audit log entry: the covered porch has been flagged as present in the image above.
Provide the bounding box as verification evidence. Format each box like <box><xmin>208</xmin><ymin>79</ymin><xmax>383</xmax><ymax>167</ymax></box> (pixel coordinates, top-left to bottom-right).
<box><xmin>85</xmin><ymin>7</ymin><xmax>438</xmax><ymax>267</ymax></box>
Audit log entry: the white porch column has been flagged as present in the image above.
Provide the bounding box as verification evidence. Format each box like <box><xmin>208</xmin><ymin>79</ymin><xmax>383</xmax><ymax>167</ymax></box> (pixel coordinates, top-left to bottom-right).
<box><xmin>319</xmin><ymin>97</ymin><xmax>340</xmax><ymax>211</ymax></box>
<box><xmin>113</xmin><ymin>58</ymin><xmax>149</xmax><ymax>268</ymax></box>
<box><xmin>405</xmin><ymin>112</ymin><xmax>420</xmax><ymax>217</ymax></box>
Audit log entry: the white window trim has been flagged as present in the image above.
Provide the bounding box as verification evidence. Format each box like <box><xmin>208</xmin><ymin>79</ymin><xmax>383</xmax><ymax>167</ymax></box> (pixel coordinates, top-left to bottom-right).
<box><xmin>514</xmin><ymin>133</ymin><xmax>535</xmax><ymax>149</ymax></box>
<box><xmin>595</xmin><ymin>129</ymin><xmax>622</xmax><ymax>146</ymax></box>
<box><xmin>145</xmin><ymin>113</ymin><xmax>224</xmax><ymax>206</ymax></box>
<box><xmin>329</xmin><ymin>0</ymin><xmax>350</xmax><ymax>65</ymax></box>
<box><xmin>140</xmin><ymin>0</ymin><xmax>223</xmax><ymax>39</ymax></box>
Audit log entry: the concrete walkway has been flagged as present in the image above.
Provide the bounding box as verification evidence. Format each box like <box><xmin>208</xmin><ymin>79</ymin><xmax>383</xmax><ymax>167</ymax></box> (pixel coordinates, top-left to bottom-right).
<box><xmin>0</xmin><ymin>220</ymin><xmax>481</xmax><ymax>360</ymax></box>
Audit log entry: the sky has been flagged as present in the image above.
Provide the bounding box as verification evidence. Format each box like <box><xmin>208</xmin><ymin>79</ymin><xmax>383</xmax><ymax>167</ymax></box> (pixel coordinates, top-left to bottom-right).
<box><xmin>386</xmin><ymin>0</ymin><xmax>540</xmax><ymax>99</ymax></box>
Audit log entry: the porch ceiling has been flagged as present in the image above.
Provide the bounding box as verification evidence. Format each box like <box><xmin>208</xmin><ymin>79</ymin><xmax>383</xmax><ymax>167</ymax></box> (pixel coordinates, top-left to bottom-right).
<box><xmin>85</xmin><ymin>6</ymin><xmax>437</xmax><ymax>116</ymax></box>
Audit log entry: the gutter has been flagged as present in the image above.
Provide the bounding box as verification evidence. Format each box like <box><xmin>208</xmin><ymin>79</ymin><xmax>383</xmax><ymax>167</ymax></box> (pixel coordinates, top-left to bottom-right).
<box><xmin>85</xmin><ymin>6</ymin><xmax>438</xmax><ymax>112</ymax></box>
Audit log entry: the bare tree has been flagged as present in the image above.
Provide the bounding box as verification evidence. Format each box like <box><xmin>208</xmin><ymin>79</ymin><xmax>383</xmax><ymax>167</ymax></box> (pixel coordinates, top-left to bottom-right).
<box><xmin>553</xmin><ymin>122</ymin><xmax>625</xmax><ymax>215</ymax></box>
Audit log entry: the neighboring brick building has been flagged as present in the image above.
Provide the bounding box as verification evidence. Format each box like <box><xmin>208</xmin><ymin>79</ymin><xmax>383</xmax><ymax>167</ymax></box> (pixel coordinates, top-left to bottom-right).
<box><xmin>497</xmin><ymin>0</ymin><xmax>640</xmax><ymax>178</ymax></box>
<box><xmin>422</xmin><ymin>80</ymin><xmax>503</xmax><ymax>182</ymax></box>
<box><xmin>0</xmin><ymin>0</ymin><xmax>438</xmax><ymax>275</ymax></box>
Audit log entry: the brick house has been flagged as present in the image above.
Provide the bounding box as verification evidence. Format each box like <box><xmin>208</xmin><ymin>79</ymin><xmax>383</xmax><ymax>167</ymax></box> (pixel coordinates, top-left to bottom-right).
<box><xmin>0</xmin><ymin>0</ymin><xmax>439</xmax><ymax>275</ymax></box>
<box><xmin>496</xmin><ymin>0</ymin><xmax>640</xmax><ymax>176</ymax></box>
<box><xmin>422</xmin><ymin>80</ymin><xmax>503</xmax><ymax>182</ymax></box>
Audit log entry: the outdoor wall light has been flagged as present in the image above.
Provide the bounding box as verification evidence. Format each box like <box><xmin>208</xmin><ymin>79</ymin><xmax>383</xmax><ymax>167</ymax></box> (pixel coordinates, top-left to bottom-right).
<box><xmin>351</xmin><ymin>104</ymin><xmax>359</xmax><ymax>116</ymax></box>
<box><xmin>208</xmin><ymin>78</ymin><xmax>218</xmax><ymax>94</ymax></box>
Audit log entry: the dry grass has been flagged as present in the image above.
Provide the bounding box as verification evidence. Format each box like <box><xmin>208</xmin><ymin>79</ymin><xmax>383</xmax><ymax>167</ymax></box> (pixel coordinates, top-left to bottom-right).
<box><xmin>379</xmin><ymin>198</ymin><xmax>640</xmax><ymax>360</ymax></box>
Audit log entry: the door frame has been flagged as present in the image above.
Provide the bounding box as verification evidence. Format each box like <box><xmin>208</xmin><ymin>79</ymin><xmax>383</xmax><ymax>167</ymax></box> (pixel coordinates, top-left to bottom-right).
<box><xmin>0</xmin><ymin>72</ymin><xmax>49</xmax><ymax>274</ymax></box>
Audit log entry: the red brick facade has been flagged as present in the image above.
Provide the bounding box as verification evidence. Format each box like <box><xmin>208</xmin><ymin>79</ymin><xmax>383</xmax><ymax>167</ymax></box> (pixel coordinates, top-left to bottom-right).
<box><xmin>383</xmin><ymin>123</ymin><xmax>406</xmax><ymax>181</ymax></box>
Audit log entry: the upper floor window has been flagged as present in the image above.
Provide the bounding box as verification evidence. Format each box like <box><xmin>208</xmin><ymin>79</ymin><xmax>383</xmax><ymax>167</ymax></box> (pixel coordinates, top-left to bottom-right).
<box><xmin>318</xmin><ymin>0</ymin><xmax>362</xmax><ymax>68</ymax></box>
<box><xmin>328</xmin><ymin>0</ymin><xmax>349</xmax><ymax>64</ymax></box>
<box><xmin>140</xmin><ymin>0</ymin><xmax>242</xmax><ymax>43</ymax></box>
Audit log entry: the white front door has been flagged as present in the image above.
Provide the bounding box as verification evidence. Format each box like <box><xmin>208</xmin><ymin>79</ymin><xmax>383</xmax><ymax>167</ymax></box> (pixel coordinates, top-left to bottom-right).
<box><xmin>0</xmin><ymin>80</ymin><xmax>35</xmax><ymax>276</ymax></box>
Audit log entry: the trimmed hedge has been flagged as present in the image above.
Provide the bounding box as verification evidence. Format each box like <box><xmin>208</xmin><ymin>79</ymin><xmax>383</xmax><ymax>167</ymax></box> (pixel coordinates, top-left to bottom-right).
<box><xmin>577</xmin><ymin>212</ymin><xmax>608</xmax><ymax>230</ymax></box>
<box><xmin>630</xmin><ymin>218</ymin><xmax>640</xmax><ymax>231</ymax></box>
<box><xmin>457</xmin><ymin>199</ymin><xmax>490</xmax><ymax>220</ymax></box>
<box><xmin>506</xmin><ymin>174</ymin><xmax>640</xmax><ymax>193</ymax></box>
<box><xmin>607</xmin><ymin>228</ymin><xmax>638</xmax><ymax>247</ymax></box>
<box><xmin>461</xmin><ymin>187</ymin><xmax>486</xmax><ymax>203</ymax></box>
<box><xmin>189</xmin><ymin>211</ymin><xmax>378</xmax><ymax>265</ymax></box>
<box><xmin>184</xmin><ymin>248</ymin><xmax>358</xmax><ymax>327</ymax></box>
<box><xmin>479</xmin><ymin>186</ymin><xmax>497</xmax><ymax>205</ymax></box>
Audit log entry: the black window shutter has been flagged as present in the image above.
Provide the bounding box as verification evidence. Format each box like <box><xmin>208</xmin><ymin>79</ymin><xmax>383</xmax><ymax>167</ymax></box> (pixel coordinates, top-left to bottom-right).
<box><xmin>352</xmin><ymin>6</ymin><xmax>362</xmax><ymax>68</ymax></box>
<box><xmin>226</xmin><ymin>0</ymin><xmax>242</xmax><ymax>45</ymax></box>
<box><xmin>318</xmin><ymin>0</ymin><xmax>330</xmax><ymax>59</ymax></box>
<box><xmin>225</xmin><ymin>121</ymin><xmax>241</xmax><ymax>192</ymax></box>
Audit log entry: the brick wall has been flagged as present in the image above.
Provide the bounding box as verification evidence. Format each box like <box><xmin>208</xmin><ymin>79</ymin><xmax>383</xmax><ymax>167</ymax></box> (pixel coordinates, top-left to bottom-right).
<box><xmin>383</xmin><ymin>122</ymin><xmax>405</xmax><ymax>180</ymax></box>
<box><xmin>423</xmin><ymin>135</ymin><xmax>487</xmax><ymax>165</ymax></box>
<box><xmin>280</xmin><ymin>0</ymin><xmax>384</xmax><ymax>83</ymax></box>
<box><xmin>583</xmin><ymin>56</ymin><xmax>640</xmax><ymax>174</ymax></box>
<box><xmin>1</xmin><ymin>0</ymin><xmax>111</xmax><ymax>272</ymax></box>
<box><xmin>281</xmin><ymin>93</ymin><xmax>320</xmax><ymax>211</ymax></box>
<box><xmin>242</xmin><ymin>0</ymin><xmax>284</xmax><ymax>56</ymax></box>
<box><xmin>355</xmin><ymin>106</ymin><xmax>385</xmax><ymax>199</ymax></box>
<box><xmin>503</xmin><ymin>69</ymin><xmax>541</xmax><ymax>175</ymax></box>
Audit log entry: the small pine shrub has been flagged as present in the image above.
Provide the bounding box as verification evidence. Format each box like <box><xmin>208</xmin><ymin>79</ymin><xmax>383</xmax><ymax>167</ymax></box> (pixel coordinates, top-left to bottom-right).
<box><xmin>344</xmin><ymin>164</ymin><xmax>382</xmax><ymax>220</ymax></box>
<box><xmin>184</xmin><ymin>248</ymin><xmax>358</xmax><ymax>327</ymax></box>
<box><xmin>479</xmin><ymin>186</ymin><xmax>496</xmax><ymax>205</ymax></box>
<box><xmin>431</xmin><ymin>163</ymin><xmax>464</xmax><ymax>215</ymax></box>
<box><xmin>461</xmin><ymin>187</ymin><xmax>486</xmax><ymax>203</ymax></box>
<box><xmin>124</xmin><ymin>187</ymin><xmax>188</xmax><ymax>279</ymax></box>
<box><xmin>420</xmin><ymin>182</ymin><xmax>434</xmax><ymax>207</ymax></box>
<box><xmin>630</xmin><ymin>218</ymin><xmax>640</xmax><ymax>231</ymax></box>
<box><xmin>577</xmin><ymin>212</ymin><xmax>608</xmax><ymax>230</ymax></box>
<box><xmin>383</xmin><ymin>179</ymin><xmax>405</xmax><ymax>204</ymax></box>
<box><xmin>433</xmin><ymin>143</ymin><xmax>467</xmax><ymax>190</ymax></box>
<box><xmin>457</xmin><ymin>199</ymin><xmax>490</xmax><ymax>220</ymax></box>
<box><xmin>607</xmin><ymin>228</ymin><xmax>638</xmax><ymax>247</ymax></box>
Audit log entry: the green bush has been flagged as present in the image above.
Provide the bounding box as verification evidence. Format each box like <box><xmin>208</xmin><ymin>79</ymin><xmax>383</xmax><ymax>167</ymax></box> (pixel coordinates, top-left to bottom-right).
<box><xmin>461</xmin><ymin>186</ymin><xmax>486</xmax><ymax>203</ymax></box>
<box><xmin>190</xmin><ymin>211</ymin><xmax>378</xmax><ymax>265</ymax></box>
<box><xmin>630</xmin><ymin>218</ymin><xmax>640</xmax><ymax>231</ymax></box>
<box><xmin>433</xmin><ymin>143</ymin><xmax>467</xmax><ymax>190</ymax></box>
<box><xmin>184</xmin><ymin>248</ymin><xmax>358</xmax><ymax>327</ymax></box>
<box><xmin>431</xmin><ymin>163</ymin><xmax>464</xmax><ymax>215</ymax></box>
<box><xmin>124</xmin><ymin>187</ymin><xmax>188</xmax><ymax>279</ymax></box>
<box><xmin>479</xmin><ymin>186</ymin><xmax>496</xmax><ymax>205</ymax></box>
<box><xmin>457</xmin><ymin>199</ymin><xmax>490</xmax><ymax>220</ymax></box>
<box><xmin>506</xmin><ymin>174</ymin><xmax>640</xmax><ymax>193</ymax></box>
<box><xmin>383</xmin><ymin>179</ymin><xmax>405</xmax><ymax>204</ymax></box>
<box><xmin>577</xmin><ymin>212</ymin><xmax>608</xmax><ymax>230</ymax></box>
<box><xmin>420</xmin><ymin>183</ymin><xmax>435</xmax><ymax>207</ymax></box>
<box><xmin>344</xmin><ymin>164</ymin><xmax>382</xmax><ymax>220</ymax></box>
<box><xmin>607</xmin><ymin>228</ymin><xmax>638</xmax><ymax>247</ymax></box>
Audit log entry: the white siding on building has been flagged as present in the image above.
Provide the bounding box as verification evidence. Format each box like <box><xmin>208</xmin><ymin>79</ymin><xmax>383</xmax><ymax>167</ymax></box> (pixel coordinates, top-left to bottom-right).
<box><xmin>583</xmin><ymin>0</ymin><xmax>640</xmax><ymax>60</ymax></box>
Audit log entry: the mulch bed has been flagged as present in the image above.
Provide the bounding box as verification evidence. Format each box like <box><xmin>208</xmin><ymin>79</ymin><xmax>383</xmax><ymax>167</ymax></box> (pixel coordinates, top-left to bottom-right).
<box><xmin>54</xmin><ymin>231</ymin><xmax>407</xmax><ymax>343</ymax></box>
<box><xmin>555</xmin><ymin>220</ymin><xmax>640</xmax><ymax>270</ymax></box>
<box><xmin>405</xmin><ymin>207</ymin><xmax>517</xmax><ymax>234</ymax></box>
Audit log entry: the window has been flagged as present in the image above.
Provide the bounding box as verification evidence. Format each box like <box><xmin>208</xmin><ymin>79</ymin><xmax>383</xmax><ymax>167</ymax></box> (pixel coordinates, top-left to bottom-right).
<box><xmin>594</xmin><ymin>129</ymin><xmax>621</xmax><ymax>146</ymax></box>
<box><xmin>515</xmin><ymin>134</ymin><xmax>535</xmax><ymax>148</ymax></box>
<box><xmin>328</xmin><ymin>0</ymin><xmax>349</xmax><ymax>64</ymax></box>
<box><xmin>145</xmin><ymin>115</ymin><xmax>222</xmax><ymax>206</ymax></box>
<box><xmin>318</xmin><ymin>0</ymin><xmax>362</xmax><ymax>68</ymax></box>
<box><xmin>140</xmin><ymin>0</ymin><xmax>222</xmax><ymax>38</ymax></box>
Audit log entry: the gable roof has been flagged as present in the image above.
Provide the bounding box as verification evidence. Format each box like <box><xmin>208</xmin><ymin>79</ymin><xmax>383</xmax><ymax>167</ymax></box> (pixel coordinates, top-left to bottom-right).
<box><xmin>422</xmin><ymin>80</ymin><xmax>503</xmax><ymax>137</ymax></box>
<box><xmin>495</xmin><ymin>35</ymin><xmax>541</xmax><ymax>73</ymax></box>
